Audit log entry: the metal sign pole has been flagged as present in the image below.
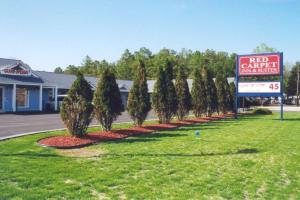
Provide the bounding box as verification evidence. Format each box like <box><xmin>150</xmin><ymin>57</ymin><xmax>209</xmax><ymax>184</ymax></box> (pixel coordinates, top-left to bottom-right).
<box><xmin>235</xmin><ymin>55</ymin><xmax>239</xmax><ymax>119</ymax></box>
<box><xmin>280</xmin><ymin>53</ymin><xmax>284</xmax><ymax>121</ymax></box>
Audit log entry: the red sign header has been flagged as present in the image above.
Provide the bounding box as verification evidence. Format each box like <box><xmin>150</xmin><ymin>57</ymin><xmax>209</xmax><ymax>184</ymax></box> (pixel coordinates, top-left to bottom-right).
<box><xmin>238</xmin><ymin>54</ymin><xmax>281</xmax><ymax>76</ymax></box>
<box><xmin>0</xmin><ymin>68</ymin><xmax>31</xmax><ymax>76</ymax></box>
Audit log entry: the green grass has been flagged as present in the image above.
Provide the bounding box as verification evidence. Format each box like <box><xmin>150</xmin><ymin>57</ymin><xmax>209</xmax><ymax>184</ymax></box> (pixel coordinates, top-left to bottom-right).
<box><xmin>0</xmin><ymin>113</ymin><xmax>299</xmax><ymax>199</ymax></box>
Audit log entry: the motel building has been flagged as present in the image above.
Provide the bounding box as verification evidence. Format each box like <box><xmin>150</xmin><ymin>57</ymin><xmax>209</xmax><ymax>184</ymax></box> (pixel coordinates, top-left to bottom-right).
<box><xmin>0</xmin><ymin>58</ymin><xmax>235</xmax><ymax>114</ymax></box>
<box><xmin>0</xmin><ymin>58</ymin><xmax>132</xmax><ymax>113</ymax></box>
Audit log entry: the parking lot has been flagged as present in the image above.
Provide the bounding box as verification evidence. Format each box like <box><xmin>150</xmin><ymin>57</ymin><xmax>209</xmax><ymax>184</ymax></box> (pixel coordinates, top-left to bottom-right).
<box><xmin>0</xmin><ymin>111</ymin><xmax>157</xmax><ymax>140</ymax></box>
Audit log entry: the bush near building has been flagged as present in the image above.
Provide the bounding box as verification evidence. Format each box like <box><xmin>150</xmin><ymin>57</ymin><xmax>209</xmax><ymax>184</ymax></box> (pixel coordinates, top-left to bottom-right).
<box><xmin>93</xmin><ymin>69</ymin><xmax>123</xmax><ymax>131</ymax></box>
<box><xmin>203</xmin><ymin>65</ymin><xmax>218</xmax><ymax>116</ymax></box>
<box><xmin>215</xmin><ymin>72</ymin><xmax>228</xmax><ymax>114</ymax></box>
<box><xmin>175</xmin><ymin>65</ymin><xmax>192</xmax><ymax>120</ymax></box>
<box><xmin>127</xmin><ymin>60</ymin><xmax>151</xmax><ymax>127</ymax></box>
<box><xmin>191</xmin><ymin>67</ymin><xmax>207</xmax><ymax>117</ymax></box>
<box><xmin>152</xmin><ymin>62</ymin><xmax>177</xmax><ymax>123</ymax></box>
<box><xmin>60</xmin><ymin>72</ymin><xmax>94</xmax><ymax>137</ymax></box>
<box><xmin>252</xmin><ymin>108</ymin><xmax>272</xmax><ymax>115</ymax></box>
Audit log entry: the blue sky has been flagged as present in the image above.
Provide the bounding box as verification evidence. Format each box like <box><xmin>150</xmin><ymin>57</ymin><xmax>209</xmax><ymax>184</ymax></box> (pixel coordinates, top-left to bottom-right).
<box><xmin>0</xmin><ymin>0</ymin><xmax>299</xmax><ymax>71</ymax></box>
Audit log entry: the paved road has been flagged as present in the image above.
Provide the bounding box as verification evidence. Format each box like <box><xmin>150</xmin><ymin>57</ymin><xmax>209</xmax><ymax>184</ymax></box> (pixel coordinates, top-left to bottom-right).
<box><xmin>257</xmin><ymin>105</ymin><xmax>300</xmax><ymax>112</ymax></box>
<box><xmin>0</xmin><ymin>111</ymin><xmax>157</xmax><ymax>140</ymax></box>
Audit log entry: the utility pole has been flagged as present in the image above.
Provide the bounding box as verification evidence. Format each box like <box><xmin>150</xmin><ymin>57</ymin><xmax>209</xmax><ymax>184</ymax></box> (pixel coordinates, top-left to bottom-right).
<box><xmin>297</xmin><ymin>65</ymin><xmax>299</xmax><ymax>106</ymax></box>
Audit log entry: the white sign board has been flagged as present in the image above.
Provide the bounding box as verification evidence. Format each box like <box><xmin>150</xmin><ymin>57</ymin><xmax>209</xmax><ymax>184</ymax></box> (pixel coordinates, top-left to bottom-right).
<box><xmin>238</xmin><ymin>82</ymin><xmax>281</xmax><ymax>93</ymax></box>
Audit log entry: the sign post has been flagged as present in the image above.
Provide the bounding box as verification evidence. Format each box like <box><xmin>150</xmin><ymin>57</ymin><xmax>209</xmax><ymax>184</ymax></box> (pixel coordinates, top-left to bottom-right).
<box><xmin>235</xmin><ymin>53</ymin><xmax>284</xmax><ymax>120</ymax></box>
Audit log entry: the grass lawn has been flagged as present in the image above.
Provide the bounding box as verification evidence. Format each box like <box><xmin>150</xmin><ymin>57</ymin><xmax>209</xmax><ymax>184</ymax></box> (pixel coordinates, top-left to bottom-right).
<box><xmin>0</xmin><ymin>113</ymin><xmax>299</xmax><ymax>199</ymax></box>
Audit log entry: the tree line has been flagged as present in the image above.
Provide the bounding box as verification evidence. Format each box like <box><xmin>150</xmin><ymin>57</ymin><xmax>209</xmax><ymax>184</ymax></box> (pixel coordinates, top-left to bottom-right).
<box><xmin>61</xmin><ymin>60</ymin><xmax>235</xmax><ymax>137</ymax></box>
<box><xmin>54</xmin><ymin>44</ymin><xmax>300</xmax><ymax>96</ymax></box>
<box><xmin>54</xmin><ymin>48</ymin><xmax>236</xmax><ymax>80</ymax></box>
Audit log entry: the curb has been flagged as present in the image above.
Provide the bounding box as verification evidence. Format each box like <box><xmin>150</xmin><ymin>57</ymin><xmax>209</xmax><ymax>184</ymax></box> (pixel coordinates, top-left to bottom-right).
<box><xmin>0</xmin><ymin>118</ymin><xmax>159</xmax><ymax>141</ymax></box>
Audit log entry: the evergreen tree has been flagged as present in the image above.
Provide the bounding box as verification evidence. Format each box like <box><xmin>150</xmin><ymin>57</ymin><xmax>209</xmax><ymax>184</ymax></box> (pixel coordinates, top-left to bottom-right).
<box><xmin>191</xmin><ymin>67</ymin><xmax>207</xmax><ymax>117</ymax></box>
<box><xmin>60</xmin><ymin>72</ymin><xmax>94</xmax><ymax>137</ymax></box>
<box><xmin>215</xmin><ymin>72</ymin><xmax>228</xmax><ymax>114</ymax></box>
<box><xmin>127</xmin><ymin>60</ymin><xmax>151</xmax><ymax>126</ymax></box>
<box><xmin>152</xmin><ymin>67</ymin><xmax>167</xmax><ymax>123</ymax></box>
<box><xmin>165</xmin><ymin>61</ymin><xmax>178</xmax><ymax>122</ymax></box>
<box><xmin>224</xmin><ymin>77</ymin><xmax>232</xmax><ymax>112</ymax></box>
<box><xmin>229</xmin><ymin>82</ymin><xmax>236</xmax><ymax>112</ymax></box>
<box><xmin>287</xmin><ymin>63</ymin><xmax>300</xmax><ymax>97</ymax></box>
<box><xmin>211</xmin><ymin>80</ymin><xmax>219</xmax><ymax>114</ymax></box>
<box><xmin>175</xmin><ymin>65</ymin><xmax>192</xmax><ymax>120</ymax></box>
<box><xmin>203</xmin><ymin>65</ymin><xmax>218</xmax><ymax>116</ymax></box>
<box><xmin>93</xmin><ymin>69</ymin><xmax>123</xmax><ymax>131</ymax></box>
<box><xmin>152</xmin><ymin>62</ymin><xmax>177</xmax><ymax>123</ymax></box>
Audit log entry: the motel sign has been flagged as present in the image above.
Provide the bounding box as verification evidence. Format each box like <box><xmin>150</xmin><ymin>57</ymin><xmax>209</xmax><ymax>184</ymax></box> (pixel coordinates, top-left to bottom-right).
<box><xmin>235</xmin><ymin>52</ymin><xmax>284</xmax><ymax>120</ymax></box>
<box><xmin>238</xmin><ymin>54</ymin><xmax>281</xmax><ymax>76</ymax></box>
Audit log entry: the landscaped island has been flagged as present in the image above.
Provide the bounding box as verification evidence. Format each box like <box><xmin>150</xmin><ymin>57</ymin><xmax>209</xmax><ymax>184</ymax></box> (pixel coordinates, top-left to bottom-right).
<box><xmin>0</xmin><ymin>112</ymin><xmax>299</xmax><ymax>199</ymax></box>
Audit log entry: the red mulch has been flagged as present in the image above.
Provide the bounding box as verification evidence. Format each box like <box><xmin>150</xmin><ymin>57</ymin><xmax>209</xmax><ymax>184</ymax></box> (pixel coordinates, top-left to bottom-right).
<box><xmin>38</xmin><ymin>114</ymin><xmax>234</xmax><ymax>149</ymax></box>
<box><xmin>38</xmin><ymin>132</ymin><xmax>126</xmax><ymax>149</ymax></box>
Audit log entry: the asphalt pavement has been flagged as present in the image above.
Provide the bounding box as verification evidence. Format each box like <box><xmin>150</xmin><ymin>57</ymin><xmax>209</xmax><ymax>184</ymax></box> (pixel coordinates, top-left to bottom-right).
<box><xmin>0</xmin><ymin>111</ymin><xmax>157</xmax><ymax>140</ymax></box>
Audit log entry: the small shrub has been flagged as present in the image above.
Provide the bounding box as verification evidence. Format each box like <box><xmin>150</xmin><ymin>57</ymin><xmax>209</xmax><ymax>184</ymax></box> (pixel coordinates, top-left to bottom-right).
<box><xmin>252</xmin><ymin>108</ymin><xmax>272</xmax><ymax>115</ymax></box>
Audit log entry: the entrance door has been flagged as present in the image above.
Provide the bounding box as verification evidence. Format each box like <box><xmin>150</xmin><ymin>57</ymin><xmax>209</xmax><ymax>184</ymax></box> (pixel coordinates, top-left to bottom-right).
<box><xmin>0</xmin><ymin>87</ymin><xmax>3</xmax><ymax>112</ymax></box>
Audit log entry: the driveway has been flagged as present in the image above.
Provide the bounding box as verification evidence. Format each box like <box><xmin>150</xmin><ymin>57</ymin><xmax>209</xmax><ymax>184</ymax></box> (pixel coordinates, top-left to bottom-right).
<box><xmin>257</xmin><ymin>105</ymin><xmax>300</xmax><ymax>112</ymax></box>
<box><xmin>0</xmin><ymin>111</ymin><xmax>157</xmax><ymax>140</ymax></box>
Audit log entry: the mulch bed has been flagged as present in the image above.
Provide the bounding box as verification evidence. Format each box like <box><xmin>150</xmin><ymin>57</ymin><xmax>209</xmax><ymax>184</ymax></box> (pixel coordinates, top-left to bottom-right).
<box><xmin>38</xmin><ymin>114</ymin><xmax>233</xmax><ymax>149</ymax></box>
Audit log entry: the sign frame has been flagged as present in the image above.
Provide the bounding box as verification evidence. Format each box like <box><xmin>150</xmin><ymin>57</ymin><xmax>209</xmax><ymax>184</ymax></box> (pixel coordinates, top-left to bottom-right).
<box><xmin>235</xmin><ymin>52</ymin><xmax>284</xmax><ymax>120</ymax></box>
<box><xmin>238</xmin><ymin>53</ymin><xmax>281</xmax><ymax>76</ymax></box>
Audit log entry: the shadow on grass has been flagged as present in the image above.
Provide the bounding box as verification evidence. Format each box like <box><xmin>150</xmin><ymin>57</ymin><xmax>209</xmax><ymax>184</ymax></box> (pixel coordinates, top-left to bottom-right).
<box><xmin>0</xmin><ymin>152</ymin><xmax>60</xmax><ymax>158</ymax></box>
<box><xmin>179</xmin><ymin>127</ymin><xmax>220</xmax><ymax>131</ymax></box>
<box><xmin>108</xmin><ymin>138</ymin><xmax>160</xmax><ymax>144</ymax></box>
<box><xmin>107</xmin><ymin>133</ymin><xmax>188</xmax><ymax>144</ymax></box>
<box><xmin>271</xmin><ymin>118</ymin><xmax>300</xmax><ymax>121</ymax></box>
<box><xmin>0</xmin><ymin>148</ymin><xmax>260</xmax><ymax>158</ymax></box>
<box><xmin>100</xmin><ymin>148</ymin><xmax>260</xmax><ymax>158</ymax></box>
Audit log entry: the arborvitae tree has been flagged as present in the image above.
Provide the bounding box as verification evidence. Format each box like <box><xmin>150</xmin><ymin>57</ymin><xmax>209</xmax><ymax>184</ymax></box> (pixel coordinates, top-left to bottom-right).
<box><xmin>152</xmin><ymin>67</ymin><xmax>167</xmax><ymax>123</ymax></box>
<box><xmin>211</xmin><ymin>80</ymin><xmax>219</xmax><ymax>114</ymax></box>
<box><xmin>229</xmin><ymin>82</ymin><xmax>236</xmax><ymax>112</ymax></box>
<box><xmin>203</xmin><ymin>66</ymin><xmax>218</xmax><ymax>116</ymax></box>
<box><xmin>93</xmin><ymin>69</ymin><xmax>123</xmax><ymax>131</ymax></box>
<box><xmin>175</xmin><ymin>65</ymin><xmax>192</xmax><ymax>120</ymax></box>
<box><xmin>191</xmin><ymin>67</ymin><xmax>207</xmax><ymax>117</ymax></box>
<box><xmin>127</xmin><ymin>60</ymin><xmax>151</xmax><ymax>126</ymax></box>
<box><xmin>152</xmin><ymin>62</ymin><xmax>177</xmax><ymax>124</ymax></box>
<box><xmin>165</xmin><ymin>61</ymin><xmax>178</xmax><ymax>122</ymax></box>
<box><xmin>215</xmin><ymin>72</ymin><xmax>228</xmax><ymax>114</ymax></box>
<box><xmin>60</xmin><ymin>72</ymin><xmax>94</xmax><ymax>137</ymax></box>
<box><xmin>224</xmin><ymin>77</ymin><xmax>232</xmax><ymax>112</ymax></box>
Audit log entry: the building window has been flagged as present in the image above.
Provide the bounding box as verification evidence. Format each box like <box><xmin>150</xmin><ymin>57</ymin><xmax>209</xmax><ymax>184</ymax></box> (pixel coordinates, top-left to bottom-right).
<box><xmin>16</xmin><ymin>88</ymin><xmax>29</xmax><ymax>107</ymax></box>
